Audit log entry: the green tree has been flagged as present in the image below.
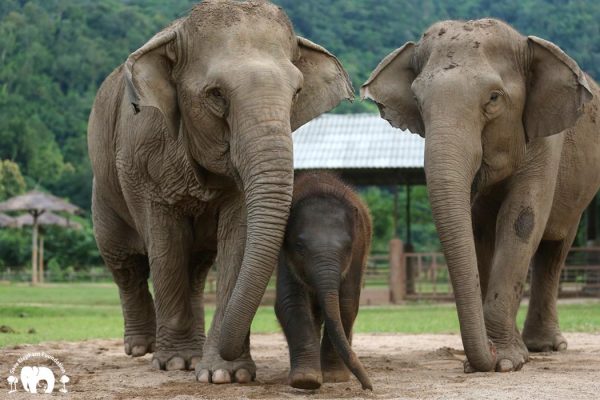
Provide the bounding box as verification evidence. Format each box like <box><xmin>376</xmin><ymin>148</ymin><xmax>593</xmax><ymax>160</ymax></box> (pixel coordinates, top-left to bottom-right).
<box><xmin>0</xmin><ymin>160</ymin><xmax>26</xmax><ymax>201</ymax></box>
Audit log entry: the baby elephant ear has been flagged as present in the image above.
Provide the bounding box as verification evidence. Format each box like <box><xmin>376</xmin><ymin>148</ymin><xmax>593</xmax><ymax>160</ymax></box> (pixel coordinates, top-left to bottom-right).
<box><xmin>291</xmin><ymin>37</ymin><xmax>355</xmax><ymax>131</ymax></box>
<box><xmin>361</xmin><ymin>42</ymin><xmax>424</xmax><ymax>137</ymax></box>
<box><xmin>524</xmin><ymin>36</ymin><xmax>593</xmax><ymax>141</ymax></box>
<box><xmin>124</xmin><ymin>21</ymin><xmax>181</xmax><ymax>139</ymax></box>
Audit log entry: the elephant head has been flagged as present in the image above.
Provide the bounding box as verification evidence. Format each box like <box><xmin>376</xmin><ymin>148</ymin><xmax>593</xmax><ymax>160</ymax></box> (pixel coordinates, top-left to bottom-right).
<box><xmin>362</xmin><ymin>19</ymin><xmax>592</xmax><ymax>372</ymax></box>
<box><xmin>20</xmin><ymin>366</ymin><xmax>55</xmax><ymax>394</ymax></box>
<box><xmin>124</xmin><ymin>0</ymin><xmax>353</xmax><ymax>361</ymax></box>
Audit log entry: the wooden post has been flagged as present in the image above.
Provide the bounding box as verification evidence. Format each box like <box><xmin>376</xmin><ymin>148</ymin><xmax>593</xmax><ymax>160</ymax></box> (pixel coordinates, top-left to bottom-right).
<box><xmin>389</xmin><ymin>238</ymin><xmax>405</xmax><ymax>303</ymax></box>
<box><xmin>39</xmin><ymin>233</ymin><xmax>44</xmax><ymax>284</ymax></box>
<box><xmin>31</xmin><ymin>212</ymin><xmax>38</xmax><ymax>285</ymax></box>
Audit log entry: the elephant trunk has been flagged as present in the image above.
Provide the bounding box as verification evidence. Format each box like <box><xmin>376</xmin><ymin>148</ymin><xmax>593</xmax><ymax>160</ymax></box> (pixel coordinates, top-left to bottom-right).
<box><xmin>424</xmin><ymin>130</ymin><xmax>497</xmax><ymax>372</ymax></box>
<box><xmin>311</xmin><ymin>261</ymin><xmax>372</xmax><ymax>390</ymax></box>
<box><xmin>219</xmin><ymin>115</ymin><xmax>294</xmax><ymax>361</ymax></box>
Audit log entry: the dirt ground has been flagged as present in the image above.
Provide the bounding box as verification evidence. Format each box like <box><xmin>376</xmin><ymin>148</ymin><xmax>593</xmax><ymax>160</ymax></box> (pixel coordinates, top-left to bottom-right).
<box><xmin>2</xmin><ymin>333</ymin><xmax>600</xmax><ymax>400</ymax></box>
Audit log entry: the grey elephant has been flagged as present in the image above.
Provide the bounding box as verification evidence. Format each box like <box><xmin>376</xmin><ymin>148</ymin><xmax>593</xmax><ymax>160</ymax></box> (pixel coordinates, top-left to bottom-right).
<box><xmin>362</xmin><ymin>19</ymin><xmax>600</xmax><ymax>372</ymax></box>
<box><xmin>88</xmin><ymin>0</ymin><xmax>353</xmax><ymax>384</ymax></box>
<box><xmin>275</xmin><ymin>172</ymin><xmax>372</xmax><ymax>390</ymax></box>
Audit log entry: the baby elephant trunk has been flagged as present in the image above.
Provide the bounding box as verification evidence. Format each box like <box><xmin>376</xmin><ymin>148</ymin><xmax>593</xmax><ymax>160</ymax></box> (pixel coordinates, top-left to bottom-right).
<box><xmin>315</xmin><ymin>272</ymin><xmax>372</xmax><ymax>390</ymax></box>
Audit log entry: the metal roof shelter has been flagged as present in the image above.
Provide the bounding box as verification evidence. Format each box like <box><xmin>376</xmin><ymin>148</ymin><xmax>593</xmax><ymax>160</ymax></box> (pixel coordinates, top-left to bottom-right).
<box><xmin>293</xmin><ymin>113</ymin><xmax>425</xmax><ymax>186</ymax></box>
<box><xmin>293</xmin><ymin>113</ymin><xmax>426</xmax><ymax>244</ymax></box>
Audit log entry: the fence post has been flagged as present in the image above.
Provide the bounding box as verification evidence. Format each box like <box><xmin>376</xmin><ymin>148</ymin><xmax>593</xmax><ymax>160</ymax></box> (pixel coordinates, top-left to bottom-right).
<box><xmin>389</xmin><ymin>238</ymin><xmax>405</xmax><ymax>303</ymax></box>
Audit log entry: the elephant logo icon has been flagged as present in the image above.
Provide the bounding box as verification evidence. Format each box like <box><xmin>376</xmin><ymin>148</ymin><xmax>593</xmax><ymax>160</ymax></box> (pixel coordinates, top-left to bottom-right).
<box><xmin>7</xmin><ymin>351</ymin><xmax>69</xmax><ymax>394</ymax></box>
<box><xmin>20</xmin><ymin>366</ymin><xmax>55</xmax><ymax>394</ymax></box>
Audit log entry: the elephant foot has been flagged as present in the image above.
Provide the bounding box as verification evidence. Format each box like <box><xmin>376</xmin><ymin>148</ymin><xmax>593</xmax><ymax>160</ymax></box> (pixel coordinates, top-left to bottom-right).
<box><xmin>195</xmin><ymin>353</ymin><xmax>256</xmax><ymax>384</ymax></box>
<box><xmin>464</xmin><ymin>334</ymin><xmax>528</xmax><ymax>373</ymax></box>
<box><xmin>523</xmin><ymin>328</ymin><xmax>567</xmax><ymax>352</ymax></box>
<box><xmin>152</xmin><ymin>349</ymin><xmax>203</xmax><ymax>371</ymax></box>
<box><xmin>493</xmin><ymin>336</ymin><xmax>529</xmax><ymax>372</ymax></box>
<box><xmin>124</xmin><ymin>333</ymin><xmax>156</xmax><ymax>357</ymax></box>
<box><xmin>322</xmin><ymin>368</ymin><xmax>350</xmax><ymax>383</ymax></box>
<box><xmin>289</xmin><ymin>367</ymin><xmax>322</xmax><ymax>390</ymax></box>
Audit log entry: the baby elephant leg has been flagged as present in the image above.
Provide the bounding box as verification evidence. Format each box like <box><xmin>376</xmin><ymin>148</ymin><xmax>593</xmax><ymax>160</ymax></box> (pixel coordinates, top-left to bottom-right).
<box><xmin>275</xmin><ymin>262</ymin><xmax>322</xmax><ymax>389</ymax></box>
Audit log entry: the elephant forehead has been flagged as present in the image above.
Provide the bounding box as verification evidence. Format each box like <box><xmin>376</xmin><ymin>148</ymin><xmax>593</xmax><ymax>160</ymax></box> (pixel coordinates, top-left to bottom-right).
<box><xmin>417</xmin><ymin>19</ymin><xmax>524</xmax><ymax>62</ymax></box>
<box><xmin>187</xmin><ymin>1</ymin><xmax>295</xmax><ymax>45</ymax></box>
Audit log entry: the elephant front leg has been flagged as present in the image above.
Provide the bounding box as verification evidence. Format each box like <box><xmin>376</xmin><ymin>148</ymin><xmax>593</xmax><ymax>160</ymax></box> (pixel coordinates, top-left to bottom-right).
<box><xmin>196</xmin><ymin>197</ymin><xmax>256</xmax><ymax>384</ymax></box>
<box><xmin>275</xmin><ymin>261</ymin><xmax>322</xmax><ymax>389</ymax></box>
<box><xmin>110</xmin><ymin>255</ymin><xmax>157</xmax><ymax>357</ymax></box>
<box><xmin>149</xmin><ymin>215</ymin><xmax>204</xmax><ymax>371</ymax></box>
<box><xmin>522</xmin><ymin>229</ymin><xmax>576</xmax><ymax>352</ymax></box>
<box><xmin>482</xmin><ymin>200</ymin><xmax>551</xmax><ymax>372</ymax></box>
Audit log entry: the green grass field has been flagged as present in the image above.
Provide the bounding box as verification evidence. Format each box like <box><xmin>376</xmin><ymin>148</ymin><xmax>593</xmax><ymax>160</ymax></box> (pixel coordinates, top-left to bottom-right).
<box><xmin>1</xmin><ymin>283</ymin><xmax>599</xmax><ymax>348</ymax></box>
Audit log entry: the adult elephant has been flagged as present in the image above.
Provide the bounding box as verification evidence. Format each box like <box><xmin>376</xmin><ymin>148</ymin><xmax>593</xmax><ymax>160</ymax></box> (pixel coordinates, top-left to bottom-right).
<box><xmin>88</xmin><ymin>0</ymin><xmax>353</xmax><ymax>384</ymax></box>
<box><xmin>362</xmin><ymin>19</ymin><xmax>599</xmax><ymax>373</ymax></box>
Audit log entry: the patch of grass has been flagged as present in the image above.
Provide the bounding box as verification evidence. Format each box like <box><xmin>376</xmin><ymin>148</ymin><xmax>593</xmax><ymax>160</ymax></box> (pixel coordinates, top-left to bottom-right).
<box><xmin>0</xmin><ymin>283</ymin><xmax>598</xmax><ymax>348</ymax></box>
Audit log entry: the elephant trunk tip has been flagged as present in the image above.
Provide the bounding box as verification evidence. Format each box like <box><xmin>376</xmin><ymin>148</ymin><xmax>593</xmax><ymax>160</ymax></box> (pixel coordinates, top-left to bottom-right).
<box><xmin>464</xmin><ymin>339</ymin><xmax>497</xmax><ymax>373</ymax></box>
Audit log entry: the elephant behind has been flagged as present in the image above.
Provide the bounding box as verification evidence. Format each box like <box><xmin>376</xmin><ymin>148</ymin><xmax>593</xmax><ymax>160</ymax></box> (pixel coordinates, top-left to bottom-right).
<box><xmin>275</xmin><ymin>172</ymin><xmax>373</xmax><ymax>390</ymax></box>
<box><xmin>362</xmin><ymin>19</ymin><xmax>600</xmax><ymax>373</ymax></box>
<box><xmin>88</xmin><ymin>0</ymin><xmax>353</xmax><ymax>384</ymax></box>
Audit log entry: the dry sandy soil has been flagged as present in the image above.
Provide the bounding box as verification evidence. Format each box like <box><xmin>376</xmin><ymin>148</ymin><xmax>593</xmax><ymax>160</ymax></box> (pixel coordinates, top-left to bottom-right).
<box><xmin>1</xmin><ymin>333</ymin><xmax>599</xmax><ymax>399</ymax></box>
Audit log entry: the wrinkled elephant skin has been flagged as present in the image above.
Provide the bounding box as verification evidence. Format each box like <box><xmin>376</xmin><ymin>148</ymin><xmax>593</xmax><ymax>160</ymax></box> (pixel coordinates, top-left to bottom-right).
<box><xmin>275</xmin><ymin>173</ymin><xmax>373</xmax><ymax>390</ymax></box>
<box><xmin>88</xmin><ymin>0</ymin><xmax>353</xmax><ymax>384</ymax></box>
<box><xmin>363</xmin><ymin>19</ymin><xmax>600</xmax><ymax>373</ymax></box>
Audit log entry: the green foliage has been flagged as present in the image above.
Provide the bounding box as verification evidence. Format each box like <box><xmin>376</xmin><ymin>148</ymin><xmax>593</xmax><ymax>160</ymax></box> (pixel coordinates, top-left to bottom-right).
<box><xmin>0</xmin><ymin>0</ymin><xmax>599</xmax><ymax>267</ymax></box>
<box><xmin>0</xmin><ymin>160</ymin><xmax>25</xmax><ymax>201</ymax></box>
<box><xmin>360</xmin><ymin>186</ymin><xmax>439</xmax><ymax>252</ymax></box>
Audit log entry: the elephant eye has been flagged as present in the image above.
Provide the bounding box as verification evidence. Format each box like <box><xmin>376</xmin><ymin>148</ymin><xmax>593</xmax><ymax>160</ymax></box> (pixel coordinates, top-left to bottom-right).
<box><xmin>210</xmin><ymin>88</ymin><xmax>224</xmax><ymax>99</ymax></box>
<box><xmin>489</xmin><ymin>91</ymin><xmax>502</xmax><ymax>102</ymax></box>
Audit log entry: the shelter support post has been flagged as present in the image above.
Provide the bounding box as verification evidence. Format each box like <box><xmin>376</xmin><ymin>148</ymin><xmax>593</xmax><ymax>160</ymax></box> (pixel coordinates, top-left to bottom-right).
<box><xmin>389</xmin><ymin>238</ymin><xmax>405</xmax><ymax>303</ymax></box>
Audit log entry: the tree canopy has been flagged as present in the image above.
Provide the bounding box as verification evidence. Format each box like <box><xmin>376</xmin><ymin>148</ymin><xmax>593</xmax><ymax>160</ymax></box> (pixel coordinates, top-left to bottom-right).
<box><xmin>0</xmin><ymin>0</ymin><xmax>598</xmax><ymax>269</ymax></box>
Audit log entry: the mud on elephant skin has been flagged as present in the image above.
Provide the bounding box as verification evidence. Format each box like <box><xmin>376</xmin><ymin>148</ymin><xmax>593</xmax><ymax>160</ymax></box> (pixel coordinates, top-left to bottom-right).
<box><xmin>88</xmin><ymin>0</ymin><xmax>353</xmax><ymax>384</ymax></box>
<box><xmin>275</xmin><ymin>172</ymin><xmax>373</xmax><ymax>390</ymax></box>
<box><xmin>362</xmin><ymin>19</ymin><xmax>600</xmax><ymax>373</ymax></box>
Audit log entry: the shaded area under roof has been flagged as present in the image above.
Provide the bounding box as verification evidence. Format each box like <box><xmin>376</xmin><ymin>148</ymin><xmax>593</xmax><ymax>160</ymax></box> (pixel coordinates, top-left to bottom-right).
<box><xmin>293</xmin><ymin>113</ymin><xmax>425</xmax><ymax>185</ymax></box>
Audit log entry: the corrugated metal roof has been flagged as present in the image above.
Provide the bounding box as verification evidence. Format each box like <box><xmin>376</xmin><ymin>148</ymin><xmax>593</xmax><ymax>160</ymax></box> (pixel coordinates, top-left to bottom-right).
<box><xmin>293</xmin><ymin>113</ymin><xmax>424</xmax><ymax>170</ymax></box>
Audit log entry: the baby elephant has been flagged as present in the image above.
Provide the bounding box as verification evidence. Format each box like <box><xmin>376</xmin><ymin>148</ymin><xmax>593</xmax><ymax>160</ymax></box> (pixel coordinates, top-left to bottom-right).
<box><xmin>275</xmin><ymin>172</ymin><xmax>373</xmax><ymax>390</ymax></box>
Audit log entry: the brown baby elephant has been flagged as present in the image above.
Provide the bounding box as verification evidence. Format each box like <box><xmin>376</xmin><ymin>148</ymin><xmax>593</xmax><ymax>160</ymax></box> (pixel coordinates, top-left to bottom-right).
<box><xmin>275</xmin><ymin>172</ymin><xmax>373</xmax><ymax>390</ymax></box>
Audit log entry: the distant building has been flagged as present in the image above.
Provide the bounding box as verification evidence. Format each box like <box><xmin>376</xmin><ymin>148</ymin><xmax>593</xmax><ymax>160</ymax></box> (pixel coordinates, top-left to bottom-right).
<box><xmin>293</xmin><ymin>113</ymin><xmax>425</xmax><ymax>185</ymax></box>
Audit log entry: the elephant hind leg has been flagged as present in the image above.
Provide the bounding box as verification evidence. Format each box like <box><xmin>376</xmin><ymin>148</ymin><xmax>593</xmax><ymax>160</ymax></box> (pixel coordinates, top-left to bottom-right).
<box><xmin>93</xmin><ymin>196</ymin><xmax>156</xmax><ymax>358</ymax></box>
<box><xmin>522</xmin><ymin>228</ymin><xmax>576</xmax><ymax>352</ymax></box>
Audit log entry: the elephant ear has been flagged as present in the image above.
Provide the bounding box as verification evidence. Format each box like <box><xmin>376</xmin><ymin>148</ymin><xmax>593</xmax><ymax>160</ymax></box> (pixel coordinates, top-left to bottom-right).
<box><xmin>291</xmin><ymin>37</ymin><xmax>354</xmax><ymax>131</ymax></box>
<box><xmin>361</xmin><ymin>42</ymin><xmax>424</xmax><ymax>137</ymax></box>
<box><xmin>524</xmin><ymin>36</ymin><xmax>593</xmax><ymax>141</ymax></box>
<box><xmin>124</xmin><ymin>21</ymin><xmax>181</xmax><ymax>139</ymax></box>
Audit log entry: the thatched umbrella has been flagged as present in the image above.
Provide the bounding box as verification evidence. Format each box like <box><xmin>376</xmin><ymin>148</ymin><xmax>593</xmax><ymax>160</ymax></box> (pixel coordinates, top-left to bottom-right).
<box><xmin>15</xmin><ymin>212</ymin><xmax>82</xmax><ymax>283</ymax></box>
<box><xmin>0</xmin><ymin>213</ymin><xmax>16</xmax><ymax>228</ymax></box>
<box><xmin>0</xmin><ymin>191</ymin><xmax>80</xmax><ymax>284</ymax></box>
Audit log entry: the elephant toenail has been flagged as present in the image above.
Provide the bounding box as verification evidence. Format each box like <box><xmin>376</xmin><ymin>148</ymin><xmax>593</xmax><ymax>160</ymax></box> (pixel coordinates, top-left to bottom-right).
<box><xmin>131</xmin><ymin>345</ymin><xmax>147</xmax><ymax>357</ymax></box>
<box><xmin>212</xmin><ymin>369</ymin><xmax>232</xmax><ymax>384</ymax></box>
<box><xmin>166</xmin><ymin>357</ymin><xmax>186</xmax><ymax>371</ymax></box>
<box><xmin>235</xmin><ymin>369</ymin><xmax>252</xmax><ymax>383</ymax></box>
<box><xmin>463</xmin><ymin>360</ymin><xmax>476</xmax><ymax>374</ymax></box>
<box><xmin>189</xmin><ymin>356</ymin><xmax>202</xmax><ymax>371</ymax></box>
<box><xmin>151</xmin><ymin>358</ymin><xmax>162</xmax><ymax>370</ymax></box>
<box><xmin>196</xmin><ymin>369</ymin><xmax>211</xmax><ymax>383</ymax></box>
<box><xmin>496</xmin><ymin>359</ymin><xmax>514</xmax><ymax>372</ymax></box>
<box><xmin>124</xmin><ymin>342</ymin><xmax>131</xmax><ymax>355</ymax></box>
<box><xmin>557</xmin><ymin>342</ymin><xmax>567</xmax><ymax>351</ymax></box>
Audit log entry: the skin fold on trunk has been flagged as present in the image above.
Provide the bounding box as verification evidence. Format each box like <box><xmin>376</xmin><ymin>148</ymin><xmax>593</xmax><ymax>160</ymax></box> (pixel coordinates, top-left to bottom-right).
<box><xmin>314</xmin><ymin>268</ymin><xmax>372</xmax><ymax>390</ymax></box>
<box><xmin>425</xmin><ymin>132</ymin><xmax>497</xmax><ymax>372</ymax></box>
<box><xmin>219</xmin><ymin>118</ymin><xmax>294</xmax><ymax>362</ymax></box>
